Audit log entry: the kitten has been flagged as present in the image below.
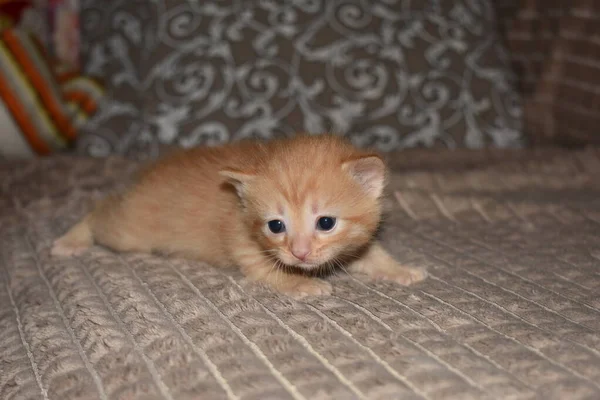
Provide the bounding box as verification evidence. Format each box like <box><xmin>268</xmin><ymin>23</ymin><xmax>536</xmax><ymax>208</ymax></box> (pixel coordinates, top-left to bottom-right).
<box><xmin>51</xmin><ymin>134</ymin><xmax>427</xmax><ymax>298</ymax></box>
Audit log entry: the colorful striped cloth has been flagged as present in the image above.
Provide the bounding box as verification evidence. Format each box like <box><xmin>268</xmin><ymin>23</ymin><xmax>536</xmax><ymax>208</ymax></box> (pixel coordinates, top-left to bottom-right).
<box><xmin>0</xmin><ymin>28</ymin><xmax>103</xmax><ymax>158</ymax></box>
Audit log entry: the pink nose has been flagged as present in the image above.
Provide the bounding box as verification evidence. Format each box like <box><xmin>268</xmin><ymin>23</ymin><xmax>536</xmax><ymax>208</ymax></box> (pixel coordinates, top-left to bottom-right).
<box><xmin>291</xmin><ymin>247</ymin><xmax>310</xmax><ymax>261</ymax></box>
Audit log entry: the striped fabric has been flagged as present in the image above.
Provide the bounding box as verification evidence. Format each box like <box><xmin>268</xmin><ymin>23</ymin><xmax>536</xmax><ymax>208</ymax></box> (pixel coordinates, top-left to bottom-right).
<box><xmin>495</xmin><ymin>1</ymin><xmax>600</xmax><ymax>146</ymax></box>
<box><xmin>0</xmin><ymin>28</ymin><xmax>103</xmax><ymax>158</ymax></box>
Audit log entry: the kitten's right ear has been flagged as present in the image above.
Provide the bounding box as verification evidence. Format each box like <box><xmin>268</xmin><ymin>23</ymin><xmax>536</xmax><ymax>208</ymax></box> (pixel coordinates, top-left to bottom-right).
<box><xmin>342</xmin><ymin>155</ymin><xmax>386</xmax><ymax>198</ymax></box>
<box><xmin>219</xmin><ymin>168</ymin><xmax>255</xmax><ymax>198</ymax></box>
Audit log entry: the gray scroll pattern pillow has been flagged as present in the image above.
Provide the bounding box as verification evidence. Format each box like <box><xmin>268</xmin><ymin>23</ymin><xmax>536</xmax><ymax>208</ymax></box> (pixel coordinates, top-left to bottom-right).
<box><xmin>78</xmin><ymin>0</ymin><xmax>524</xmax><ymax>159</ymax></box>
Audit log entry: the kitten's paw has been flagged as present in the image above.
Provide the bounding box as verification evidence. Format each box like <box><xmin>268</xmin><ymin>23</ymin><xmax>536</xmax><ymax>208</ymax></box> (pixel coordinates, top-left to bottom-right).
<box><xmin>375</xmin><ymin>266</ymin><xmax>428</xmax><ymax>286</ymax></box>
<box><xmin>51</xmin><ymin>220</ymin><xmax>93</xmax><ymax>258</ymax></box>
<box><xmin>50</xmin><ymin>237</ymin><xmax>90</xmax><ymax>257</ymax></box>
<box><xmin>285</xmin><ymin>278</ymin><xmax>333</xmax><ymax>299</ymax></box>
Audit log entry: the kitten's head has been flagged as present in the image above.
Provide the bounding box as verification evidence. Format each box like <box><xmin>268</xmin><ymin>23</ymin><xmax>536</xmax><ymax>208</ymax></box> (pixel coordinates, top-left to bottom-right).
<box><xmin>220</xmin><ymin>135</ymin><xmax>386</xmax><ymax>270</ymax></box>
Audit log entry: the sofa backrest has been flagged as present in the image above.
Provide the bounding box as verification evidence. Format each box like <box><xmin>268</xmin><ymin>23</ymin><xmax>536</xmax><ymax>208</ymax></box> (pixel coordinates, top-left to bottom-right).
<box><xmin>78</xmin><ymin>0</ymin><xmax>524</xmax><ymax>159</ymax></box>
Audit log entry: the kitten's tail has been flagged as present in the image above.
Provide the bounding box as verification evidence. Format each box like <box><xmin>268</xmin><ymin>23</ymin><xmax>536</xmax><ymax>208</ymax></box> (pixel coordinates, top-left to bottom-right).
<box><xmin>51</xmin><ymin>215</ymin><xmax>94</xmax><ymax>257</ymax></box>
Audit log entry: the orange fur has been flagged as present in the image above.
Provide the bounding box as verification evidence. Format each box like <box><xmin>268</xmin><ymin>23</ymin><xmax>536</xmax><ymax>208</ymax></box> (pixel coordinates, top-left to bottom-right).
<box><xmin>52</xmin><ymin>134</ymin><xmax>427</xmax><ymax>298</ymax></box>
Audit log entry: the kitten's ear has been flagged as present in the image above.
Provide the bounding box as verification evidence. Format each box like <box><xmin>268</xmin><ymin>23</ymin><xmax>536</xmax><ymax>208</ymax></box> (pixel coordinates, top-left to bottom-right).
<box><xmin>219</xmin><ymin>168</ymin><xmax>255</xmax><ymax>197</ymax></box>
<box><xmin>342</xmin><ymin>155</ymin><xmax>386</xmax><ymax>198</ymax></box>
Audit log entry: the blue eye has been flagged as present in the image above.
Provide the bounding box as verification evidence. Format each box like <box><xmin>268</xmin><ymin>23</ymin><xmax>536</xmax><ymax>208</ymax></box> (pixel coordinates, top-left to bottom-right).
<box><xmin>316</xmin><ymin>217</ymin><xmax>336</xmax><ymax>231</ymax></box>
<box><xmin>268</xmin><ymin>220</ymin><xmax>285</xmax><ymax>234</ymax></box>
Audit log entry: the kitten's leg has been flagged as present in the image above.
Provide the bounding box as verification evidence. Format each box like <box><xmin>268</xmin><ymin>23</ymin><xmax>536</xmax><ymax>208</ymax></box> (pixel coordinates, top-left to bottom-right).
<box><xmin>51</xmin><ymin>195</ymin><xmax>152</xmax><ymax>257</ymax></box>
<box><xmin>348</xmin><ymin>241</ymin><xmax>427</xmax><ymax>285</ymax></box>
<box><xmin>51</xmin><ymin>216</ymin><xmax>93</xmax><ymax>256</ymax></box>
<box><xmin>236</xmin><ymin>251</ymin><xmax>332</xmax><ymax>299</ymax></box>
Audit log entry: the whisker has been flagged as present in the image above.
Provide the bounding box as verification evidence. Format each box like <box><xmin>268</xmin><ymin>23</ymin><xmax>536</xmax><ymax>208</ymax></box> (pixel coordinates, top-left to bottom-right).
<box><xmin>264</xmin><ymin>256</ymin><xmax>282</xmax><ymax>284</ymax></box>
<box><xmin>328</xmin><ymin>259</ymin><xmax>340</xmax><ymax>277</ymax></box>
<box><xmin>321</xmin><ymin>261</ymin><xmax>332</xmax><ymax>278</ymax></box>
<box><xmin>256</xmin><ymin>249</ymin><xmax>279</xmax><ymax>255</ymax></box>
<box><xmin>265</xmin><ymin>261</ymin><xmax>276</xmax><ymax>282</ymax></box>
<box><xmin>338</xmin><ymin>252</ymin><xmax>363</xmax><ymax>261</ymax></box>
<box><xmin>333</xmin><ymin>258</ymin><xmax>352</xmax><ymax>278</ymax></box>
<box><xmin>275</xmin><ymin>260</ymin><xmax>285</xmax><ymax>287</ymax></box>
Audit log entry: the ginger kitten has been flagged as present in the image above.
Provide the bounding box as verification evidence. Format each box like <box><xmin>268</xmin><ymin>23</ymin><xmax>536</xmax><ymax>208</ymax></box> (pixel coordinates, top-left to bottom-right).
<box><xmin>52</xmin><ymin>134</ymin><xmax>427</xmax><ymax>298</ymax></box>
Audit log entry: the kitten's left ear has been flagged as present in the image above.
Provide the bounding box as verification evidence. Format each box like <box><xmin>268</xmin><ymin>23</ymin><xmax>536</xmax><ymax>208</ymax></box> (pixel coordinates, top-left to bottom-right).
<box><xmin>342</xmin><ymin>155</ymin><xmax>386</xmax><ymax>198</ymax></box>
<box><xmin>219</xmin><ymin>168</ymin><xmax>256</xmax><ymax>198</ymax></box>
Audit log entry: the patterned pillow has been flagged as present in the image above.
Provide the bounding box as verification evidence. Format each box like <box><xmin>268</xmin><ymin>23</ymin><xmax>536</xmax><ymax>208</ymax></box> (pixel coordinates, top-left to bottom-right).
<box><xmin>0</xmin><ymin>28</ymin><xmax>103</xmax><ymax>159</ymax></box>
<box><xmin>78</xmin><ymin>0</ymin><xmax>524</xmax><ymax>159</ymax></box>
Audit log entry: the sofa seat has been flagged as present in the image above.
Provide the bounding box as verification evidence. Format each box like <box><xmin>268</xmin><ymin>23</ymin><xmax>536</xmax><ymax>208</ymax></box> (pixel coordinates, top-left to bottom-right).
<box><xmin>1</xmin><ymin>147</ymin><xmax>600</xmax><ymax>400</ymax></box>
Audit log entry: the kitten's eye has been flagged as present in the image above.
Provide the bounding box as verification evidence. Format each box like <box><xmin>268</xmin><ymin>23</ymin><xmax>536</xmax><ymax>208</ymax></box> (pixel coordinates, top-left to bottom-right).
<box><xmin>267</xmin><ymin>220</ymin><xmax>285</xmax><ymax>234</ymax></box>
<box><xmin>316</xmin><ymin>217</ymin><xmax>336</xmax><ymax>231</ymax></box>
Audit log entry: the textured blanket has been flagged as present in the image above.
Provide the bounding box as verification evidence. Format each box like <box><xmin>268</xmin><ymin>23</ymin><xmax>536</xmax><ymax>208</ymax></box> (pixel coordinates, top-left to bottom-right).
<box><xmin>1</xmin><ymin>148</ymin><xmax>600</xmax><ymax>400</ymax></box>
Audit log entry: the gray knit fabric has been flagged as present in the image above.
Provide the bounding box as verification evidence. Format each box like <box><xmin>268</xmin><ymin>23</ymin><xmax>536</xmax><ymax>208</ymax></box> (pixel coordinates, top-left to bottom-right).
<box><xmin>1</xmin><ymin>148</ymin><xmax>600</xmax><ymax>400</ymax></box>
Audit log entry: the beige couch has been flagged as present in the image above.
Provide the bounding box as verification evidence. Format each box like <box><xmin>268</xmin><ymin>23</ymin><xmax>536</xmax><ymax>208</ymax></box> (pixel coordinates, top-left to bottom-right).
<box><xmin>2</xmin><ymin>147</ymin><xmax>600</xmax><ymax>399</ymax></box>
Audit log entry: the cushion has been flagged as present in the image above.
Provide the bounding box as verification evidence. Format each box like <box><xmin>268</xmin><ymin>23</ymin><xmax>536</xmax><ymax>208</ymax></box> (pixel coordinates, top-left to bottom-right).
<box><xmin>78</xmin><ymin>0</ymin><xmax>524</xmax><ymax>159</ymax></box>
<box><xmin>0</xmin><ymin>0</ymin><xmax>32</xmax><ymax>30</ymax></box>
<box><xmin>0</xmin><ymin>28</ymin><xmax>103</xmax><ymax>159</ymax></box>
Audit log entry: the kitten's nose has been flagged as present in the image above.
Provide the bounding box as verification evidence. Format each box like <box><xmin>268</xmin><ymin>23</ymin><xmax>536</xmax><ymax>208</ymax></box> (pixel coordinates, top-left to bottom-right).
<box><xmin>291</xmin><ymin>242</ymin><xmax>311</xmax><ymax>261</ymax></box>
<box><xmin>292</xmin><ymin>248</ymin><xmax>310</xmax><ymax>261</ymax></box>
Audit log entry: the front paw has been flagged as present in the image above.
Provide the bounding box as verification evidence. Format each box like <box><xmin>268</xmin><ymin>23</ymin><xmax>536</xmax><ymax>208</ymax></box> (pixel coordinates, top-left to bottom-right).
<box><xmin>374</xmin><ymin>265</ymin><xmax>428</xmax><ymax>286</ymax></box>
<box><xmin>51</xmin><ymin>237</ymin><xmax>90</xmax><ymax>257</ymax></box>
<box><xmin>283</xmin><ymin>278</ymin><xmax>333</xmax><ymax>299</ymax></box>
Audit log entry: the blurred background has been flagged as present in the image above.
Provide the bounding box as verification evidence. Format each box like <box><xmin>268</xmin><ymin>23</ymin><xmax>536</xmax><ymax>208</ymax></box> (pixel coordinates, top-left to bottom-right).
<box><xmin>0</xmin><ymin>1</ymin><xmax>598</xmax><ymax>160</ymax></box>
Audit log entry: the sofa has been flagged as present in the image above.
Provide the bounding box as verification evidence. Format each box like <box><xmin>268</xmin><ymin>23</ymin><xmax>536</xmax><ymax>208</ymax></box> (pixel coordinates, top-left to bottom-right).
<box><xmin>1</xmin><ymin>1</ymin><xmax>600</xmax><ymax>399</ymax></box>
